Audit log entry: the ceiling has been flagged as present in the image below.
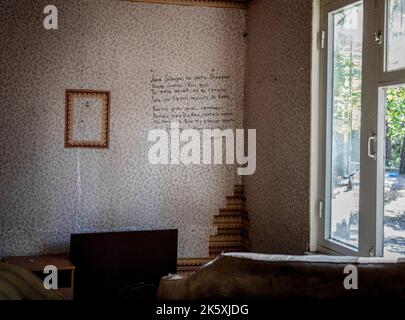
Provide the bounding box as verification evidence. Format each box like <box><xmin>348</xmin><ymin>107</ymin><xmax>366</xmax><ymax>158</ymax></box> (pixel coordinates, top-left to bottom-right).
<box><xmin>124</xmin><ymin>0</ymin><xmax>250</xmax><ymax>9</ymax></box>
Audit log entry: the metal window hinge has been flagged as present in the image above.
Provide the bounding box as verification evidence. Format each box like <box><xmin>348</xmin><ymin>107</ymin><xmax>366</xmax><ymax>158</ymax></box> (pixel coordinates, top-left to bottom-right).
<box><xmin>321</xmin><ymin>30</ymin><xmax>326</xmax><ymax>49</ymax></box>
<box><xmin>374</xmin><ymin>31</ymin><xmax>383</xmax><ymax>45</ymax></box>
<box><xmin>319</xmin><ymin>200</ymin><xmax>324</xmax><ymax>219</ymax></box>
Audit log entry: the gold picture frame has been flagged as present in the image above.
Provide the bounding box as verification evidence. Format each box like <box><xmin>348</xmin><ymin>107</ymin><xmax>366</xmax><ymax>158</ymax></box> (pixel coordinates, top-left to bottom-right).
<box><xmin>65</xmin><ymin>89</ymin><xmax>110</xmax><ymax>148</ymax></box>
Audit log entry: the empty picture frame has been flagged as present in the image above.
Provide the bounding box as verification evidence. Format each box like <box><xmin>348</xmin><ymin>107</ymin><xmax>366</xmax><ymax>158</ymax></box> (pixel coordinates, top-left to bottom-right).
<box><xmin>65</xmin><ymin>89</ymin><xmax>110</xmax><ymax>148</ymax></box>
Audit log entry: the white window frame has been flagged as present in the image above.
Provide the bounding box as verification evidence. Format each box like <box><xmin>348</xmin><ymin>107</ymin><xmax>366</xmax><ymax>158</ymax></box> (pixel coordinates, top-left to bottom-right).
<box><xmin>317</xmin><ymin>0</ymin><xmax>405</xmax><ymax>256</ymax></box>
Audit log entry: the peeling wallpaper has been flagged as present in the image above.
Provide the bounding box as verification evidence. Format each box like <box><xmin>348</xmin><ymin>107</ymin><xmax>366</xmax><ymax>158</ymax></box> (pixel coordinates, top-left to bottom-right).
<box><xmin>0</xmin><ymin>0</ymin><xmax>246</xmax><ymax>258</ymax></box>
<box><xmin>244</xmin><ymin>0</ymin><xmax>312</xmax><ymax>254</ymax></box>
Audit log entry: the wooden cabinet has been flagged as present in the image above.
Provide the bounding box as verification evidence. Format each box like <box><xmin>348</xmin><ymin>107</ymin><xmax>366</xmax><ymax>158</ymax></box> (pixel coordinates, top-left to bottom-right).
<box><xmin>4</xmin><ymin>255</ymin><xmax>75</xmax><ymax>300</ymax></box>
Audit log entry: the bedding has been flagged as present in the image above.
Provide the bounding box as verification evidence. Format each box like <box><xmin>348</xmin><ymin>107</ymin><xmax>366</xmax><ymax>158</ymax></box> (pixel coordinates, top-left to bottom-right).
<box><xmin>0</xmin><ymin>262</ymin><xmax>62</xmax><ymax>300</ymax></box>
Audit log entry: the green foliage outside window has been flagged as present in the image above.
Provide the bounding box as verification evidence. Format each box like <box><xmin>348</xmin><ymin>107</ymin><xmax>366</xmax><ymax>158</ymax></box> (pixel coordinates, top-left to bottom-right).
<box><xmin>386</xmin><ymin>87</ymin><xmax>405</xmax><ymax>173</ymax></box>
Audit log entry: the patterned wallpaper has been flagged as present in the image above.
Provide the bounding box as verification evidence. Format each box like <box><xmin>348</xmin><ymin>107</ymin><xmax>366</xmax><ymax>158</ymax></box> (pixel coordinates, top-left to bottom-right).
<box><xmin>0</xmin><ymin>0</ymin><xmax>246</xmax><ymax>258</ymax></box>
<box><xmin>244</xmin><ymin>0</ymin><xmax>312</xmax><ymax>254</ymax></box>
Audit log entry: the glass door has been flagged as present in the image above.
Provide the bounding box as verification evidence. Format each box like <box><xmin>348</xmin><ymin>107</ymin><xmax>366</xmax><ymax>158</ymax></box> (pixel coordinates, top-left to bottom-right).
<box><xmin>329</xmin><ymin>2</ymin><xmax>363</xmax><ymax>250</ymax></box>
<box><xmin>381</xmin><ymin>85</ymin><xmax>405</xmax><ymax>256</ymax></box>
<box><xmin>320</xmin><ymin>0</ymin><xmax>365</xmax><ymax>255</ymax></box>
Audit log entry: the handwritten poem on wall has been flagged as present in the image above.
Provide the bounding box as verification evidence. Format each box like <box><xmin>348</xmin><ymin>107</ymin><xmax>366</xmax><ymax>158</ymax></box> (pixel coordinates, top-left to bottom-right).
<box><xmin>150</xmin><ymin>71</ymin><xmax>235</xmax><ymax>129</ymax></box>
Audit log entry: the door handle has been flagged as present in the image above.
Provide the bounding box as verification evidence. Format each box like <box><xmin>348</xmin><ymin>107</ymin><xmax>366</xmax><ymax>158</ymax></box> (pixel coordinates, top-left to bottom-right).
<box><xmin>368</xmin><ymin>135</ymin><xmax>377</xmax><ymax>160</ymax></box>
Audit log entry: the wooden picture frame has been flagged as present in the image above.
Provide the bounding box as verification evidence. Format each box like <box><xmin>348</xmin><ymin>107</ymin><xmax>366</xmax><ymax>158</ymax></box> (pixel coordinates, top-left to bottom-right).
<box><xmin>65</xmin><ymin>89</ymin><xmax>110</xmax><ymax>148</ymax></box>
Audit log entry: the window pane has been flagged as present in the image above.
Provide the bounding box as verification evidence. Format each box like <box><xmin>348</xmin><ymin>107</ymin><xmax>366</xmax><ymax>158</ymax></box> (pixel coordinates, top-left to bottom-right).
<box><xmin>329</xmin><ymin>3</ymin><xmax>363</xmax><ymax>248</ymax></box>
<box><xmin>386</xmin><ymin>0</ymin><xmax>405</xmax><ymax>71</ymax></box>
<box><xmin>384</xmin><ymin>86</ymin><xmax>405</xmax><ymax>256</ymax></box>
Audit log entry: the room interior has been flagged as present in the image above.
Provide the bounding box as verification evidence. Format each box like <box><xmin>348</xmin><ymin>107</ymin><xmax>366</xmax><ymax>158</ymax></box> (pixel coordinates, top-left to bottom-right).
<box><xmin>1</xmin><ymin>0</ymin><xmax>405</xmax><ymax>303</ymax></box>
